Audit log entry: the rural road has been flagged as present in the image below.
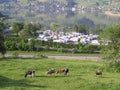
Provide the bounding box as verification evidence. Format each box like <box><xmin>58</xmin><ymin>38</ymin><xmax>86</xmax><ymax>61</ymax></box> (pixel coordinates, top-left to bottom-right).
<box><xmin>47</xmin><ymin>55</ymin><xmax>101</xmax><ymax>61</ymax></box>
<box><xmin>4</xmin><ymin>54</ymin><xmax>102</xmax><ymax>61</ymax></box>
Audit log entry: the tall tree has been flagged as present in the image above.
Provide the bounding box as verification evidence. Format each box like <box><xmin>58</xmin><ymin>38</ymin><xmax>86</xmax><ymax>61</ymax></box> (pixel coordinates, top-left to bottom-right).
<box><xmin>12</xmin><ymin>22</ymin><xmax>24</xmax><ymax>37</ymax></box>
<box><xmin>100</xmin><ymin>24</ymin><xmax>120</xmax><ymax>72</ymax></box>
<box><xmin>24</xmin><ymin>23</ymin><xmax>34</xmax><ymax>36</ymax></box>
<box><xmin>32</xmin><ymin>23</ymin><xmax>42</xmax><ymax>36</ymax></box>
<box><xmin>78</xmin><ymin>24</ymin><xmax>89</xmax><ymax>34</ymax></box>
<box><xmin>20</xmin><ymin>22</ymin><xmax>41</xmax><ymax>38</ymax></box>
<box><xmin>0</xmin><ymin>18</ymin><xmax>6</xmax><ymax>56</ymax></box>
<box><xmin>72</xmin><ymin>24</ymin><xmax>78</xmax><ymax>32</ymax></box>
<box><xmin>50</xmin><ymin>22</ymin><xmax>59</xmax><ymax>32</ymax></box>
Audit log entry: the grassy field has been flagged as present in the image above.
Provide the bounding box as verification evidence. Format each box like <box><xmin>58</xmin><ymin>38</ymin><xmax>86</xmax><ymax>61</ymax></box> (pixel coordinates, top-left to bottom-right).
<box><xmin>6</xmin><ymin>51</ymin><xmax>101</xmax><ymax>56</ymax></box>
<box><xmin>0</xmin><ymin>58</ymin><xmax>120</xmax><ymax>90</ymax></box>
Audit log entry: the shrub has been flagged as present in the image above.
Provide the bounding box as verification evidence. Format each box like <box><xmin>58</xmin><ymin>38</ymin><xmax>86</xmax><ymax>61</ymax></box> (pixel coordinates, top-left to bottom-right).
<box><xmin>105</xmin><ymin>61</ymin><xmax>120</xmax><ymax>72</ymax></box>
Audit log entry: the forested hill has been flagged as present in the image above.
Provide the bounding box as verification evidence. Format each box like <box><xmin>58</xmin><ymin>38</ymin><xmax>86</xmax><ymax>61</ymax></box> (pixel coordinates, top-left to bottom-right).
<box><xmin>0</xmin><ymin>0</ymin><xmax>120</xmax><ymax>7</ymax></box>
<box><xmin>0</xmin><ymin>0</ymin><xmax>10</xmax><ymax>3</ymax></box>
<box><xmin>0</xmin><ymin>0</ymin><xmax>120</xmax><ymax>28</ymax></box>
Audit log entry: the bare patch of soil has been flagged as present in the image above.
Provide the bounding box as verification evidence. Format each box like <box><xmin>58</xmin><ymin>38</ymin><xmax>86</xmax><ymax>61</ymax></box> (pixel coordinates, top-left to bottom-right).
<box><xmin>4</xmin><ymin>54</ymin><xmax>101</xmax><ymax>61</ymax></box>
<box><xmin>105</xmin><ymin>11</ymin><xmax>120</xmax><ymax>17</ymax></box>
<box><xmin>47</xmin><ymin>55</ymin><xmax>101</xmax><ymax>61</ymax></box>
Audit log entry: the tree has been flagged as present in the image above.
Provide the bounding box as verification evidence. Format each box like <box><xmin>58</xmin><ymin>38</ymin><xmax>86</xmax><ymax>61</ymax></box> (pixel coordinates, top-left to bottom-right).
<box><xmin>32</xmin><ymin>23</ymin><xmax>42</xmax><ymax>36</ymax></box>
<box><xmin>19</xmin><ymin>29</ymin><xmax>30</xmax><ymax>38</ymax></box>
<box><xmin>12</xmin><ymin>22</ymin><xmax>24</xmax><ymax>37</ymax></box>
<box><xmin>100</xmin><ymin>24</ymin><xmax>120</xmax><ymax>72</ymax></box>
<box><xmin>0</xmin><ymin>18</ymin><xmax>6</xmax><ymax>56</ymax></box>
<box><xmin>93</xmin><ymin>24</ymin><xmax>103</xmax><ymax>34</ymax></box>
<box><xmin>101</xmin><ymin>24</ymin><xmax>120</xmax><ymax>61</ymax></box>
<box><xmin>72</xmin><ymin>24</ymin><xmax>78</xmax><ymax>32</ymax></box>
<box><xmin>78</xmin><ymin>24</ymin><xmax>89</xmax><ymax>34</ymax></box>
<box><xmin>22</xmin><ymin>22</ymin><xmax>41</xmax><ymax>37</ymax></box>
<box><xmin>50</xmin><ymin>22</ymin><xmax>59</xmax><ymax>32</ymax></box>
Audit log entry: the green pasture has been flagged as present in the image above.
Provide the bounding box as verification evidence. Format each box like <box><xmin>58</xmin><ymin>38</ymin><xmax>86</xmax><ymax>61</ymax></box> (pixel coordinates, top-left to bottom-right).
<box><xmin>0</xmin><ymin>58</ymin><xmax>120</xmax><ymax>90</ymax></box>
<box><xmin>6</xmin><ymin>51</ymin><xmax>101</xmax><ymax>56</ymax></box>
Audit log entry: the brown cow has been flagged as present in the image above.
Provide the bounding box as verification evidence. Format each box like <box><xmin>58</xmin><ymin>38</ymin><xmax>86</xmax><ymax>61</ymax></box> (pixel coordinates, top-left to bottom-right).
<box><xmin>57</xmin><ymin>68</ymin><xmax>69</xmax><ymax>75</ymax></box>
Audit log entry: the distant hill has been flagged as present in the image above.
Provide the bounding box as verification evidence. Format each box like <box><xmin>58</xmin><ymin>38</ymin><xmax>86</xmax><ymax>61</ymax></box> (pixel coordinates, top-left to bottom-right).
<box><xmin>0</xmin><ymin>0</ymin><xmax>120</xmax><ymax>8</ymax></box>
<box><xmin>0</xmin><ymin>12</ymin><xmax>4</xmax><ymax>17</ymax></box>
<box><xmin>0</xmin><ymin>0</ymin><xmax>120</xmax><ymax>28</ymax></box>
<box><xmin>0</xmin><ymin>0</ymin><xmax>10</xmax><ymax>3</ymax></box>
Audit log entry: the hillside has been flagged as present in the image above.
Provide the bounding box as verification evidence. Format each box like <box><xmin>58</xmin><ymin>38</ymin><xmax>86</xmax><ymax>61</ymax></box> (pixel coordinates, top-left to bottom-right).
<box><xmin>1</xmin><ymin>0</ymin><xmax>120</xmax><ymax>8</ymax></box>
<box><xmin>0</xmin><ymin>0</ymin><xmax>120</xmax><ymax>28</ymax></box>
<box><xmin>1</xmin><ymin>0</ymin><xmax>120</xmax><ymax>5</ymax></box>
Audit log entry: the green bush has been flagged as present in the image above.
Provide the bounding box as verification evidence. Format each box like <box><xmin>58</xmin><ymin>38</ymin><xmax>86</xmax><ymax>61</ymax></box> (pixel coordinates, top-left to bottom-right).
<box><xmin>4</xmin><ymin>36</ymin><xmax>100</xmax><ymax>53</ymax></box>
<box><xmin>106</xmin><ymin>61</ymin><xmax>120</xmax><ymax>72</ymax></box>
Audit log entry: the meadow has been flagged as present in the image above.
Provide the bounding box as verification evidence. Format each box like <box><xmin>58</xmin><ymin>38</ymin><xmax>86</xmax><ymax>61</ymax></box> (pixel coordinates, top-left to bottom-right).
<box><xmin>0</xmin><ymin>58</ymin><xmax>120</xmax><ymax>90</ymax></box>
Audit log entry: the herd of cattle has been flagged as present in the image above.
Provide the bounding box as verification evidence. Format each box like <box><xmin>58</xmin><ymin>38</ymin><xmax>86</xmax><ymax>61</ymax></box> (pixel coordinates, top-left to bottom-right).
<box><xmin>24</xmin><ymin>68</ymin><xmax>102</xmax><ymax>78</ymax></box>
<box><xmin>24</xmin><ymin>68</ymin><xmax>69</xmax><ymax>78</ymax></box>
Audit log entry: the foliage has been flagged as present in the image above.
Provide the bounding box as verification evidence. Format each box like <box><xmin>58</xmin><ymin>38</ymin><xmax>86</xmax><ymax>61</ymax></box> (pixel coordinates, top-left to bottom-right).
<box><xmin>0</xmin><ymin>18</ymin><xmax>6</xmax><ymax>56</ymax></box>
<box><xmin>100</xmin><ymin>24</ymin><xmax>120</xmax><ymax>72</ymax></box>
<box><xmin>50</xmin><ymin>22</ymin><xmax>59</xmax><ymax>32</ymax></box>
<box><xmin>23</xmin><ymin>23</ymin><xmax>34</xmax><ymax>37</ymax></box>
<box><xmin>12</xmin><ymin>22</ymin><xmax>24</xmax><ymax>37</ymax></box>
<box><xmin>100</xmin><ymin>24</ymin><xmax>120</xmax><ymax>62</ymax></box>
<box><xmin>78</xmin><ymin>45</ymin><xmax>100</xmax><ymax>53</ymax></box>
<box><xmin>28</xmin><ymin>39</ymin><xmax>36</xmax><ymax>51</ymax></box>
<box><xmin>72</xmin><ymin>24</ymin><xmax>78</xmax><ymax>32</ymax></box>
<box><xmin>105</xmin><ymin>61</ymin><xmax>120</xmax><ymax>72</ymax></box>
<box><xmin>93</xmin><ymin>24</ymin><xmax>103</xmax><ymax>34</ymax></box>
<box><xmin>78</xmin><ymin>24</ymin><xmax>89</xmax><ymax>34</ymax></box>
<box><xmin>19</xmin><ymin>22</ymin><xmax>41</xmax><ymax>38</ymax></box>
<box><xmin>19</xmin><ymin>29</ymin><xmax>31</xmax><ymax>38</ymax></box>
<box><xmin>4</xmin><ymin>36</ymin><xmax>100</xmax><ymax>54</ymax></box>
<box><xmin>4</xmin><ymin>37</ymin><xmax>27</xmax><ymax>51</ymax></box>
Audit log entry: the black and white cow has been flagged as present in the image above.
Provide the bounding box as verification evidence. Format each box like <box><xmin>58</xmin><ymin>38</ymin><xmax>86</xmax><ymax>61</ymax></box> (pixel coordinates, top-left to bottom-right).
<box><xmin>24</xmin><ymin>70</ymin><xmax>35</xmax><ymax>78</ymax></box>
<box><xmin>95</xmin><ymin>71</ymin><xmax>102</xmax><ymax>77</ymax></box>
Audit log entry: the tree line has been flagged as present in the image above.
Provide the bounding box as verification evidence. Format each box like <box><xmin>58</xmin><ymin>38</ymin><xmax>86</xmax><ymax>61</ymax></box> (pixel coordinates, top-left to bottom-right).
<box><xmin>1</xmin><ymin>21</ymin><xmax>103</xmax><ymax>54</ymax></box>
<box><xmin>11</xmin><ymin>22</ymin><xmax>103</xmax><ymax>38</ymax></box>
<box><xmin>4</xmin><ymin>36</ymin><xmax>100</xmax><ymax>53</ymax></box>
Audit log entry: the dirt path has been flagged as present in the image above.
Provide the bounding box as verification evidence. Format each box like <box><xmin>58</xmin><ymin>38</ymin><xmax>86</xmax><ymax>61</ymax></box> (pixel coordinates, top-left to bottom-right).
<box><xmin>4</xmin><ymin>54</ymin><xmax>35</xmax><ymax>58</ymax></box>
<box><xmin>47</xmin><ymin>55</ymin><xmax>101</xmax><ymax>61</ymax></box>
<box><xmin>105</xmin><ymin>11</ymin><xmax>120</xmax><ymax>17</ymax></box>
<box><xmin>4</xmin><ymin>54</ymin><xmax>101</xmax><ymax>61</ymax></box>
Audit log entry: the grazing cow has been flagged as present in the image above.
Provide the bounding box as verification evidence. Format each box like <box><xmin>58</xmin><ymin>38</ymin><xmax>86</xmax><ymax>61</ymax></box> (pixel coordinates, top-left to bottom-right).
<box><xmin>46</xmin><ymin>68</ymin><xmax>55</xmax><ymax>75</ymax></box>
<box><xmin>57</xmin><ymin>68</ymin><xmax>69</xmax><ymax>75</ymax></box>
<box><xmin>24</xmin><ymin>70</ymin><xmax>35</xmax><ymax>78</ymax></box>
<box><xmin>95</xmin><ymin>71</ymin><xmax>102</xmax><ymax>77</ymax></box>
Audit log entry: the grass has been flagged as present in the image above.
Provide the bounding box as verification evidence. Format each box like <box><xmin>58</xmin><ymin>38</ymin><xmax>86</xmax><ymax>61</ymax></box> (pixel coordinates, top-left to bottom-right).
<box><xmin>6</xmin><ymin>50</ymin><xmax>101</xmax><ymax>56</ymax></box>
<box><xmin>0</xmin><ymin>58</ymin><xmax>120</xmax><ymax>90</ymax></box>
